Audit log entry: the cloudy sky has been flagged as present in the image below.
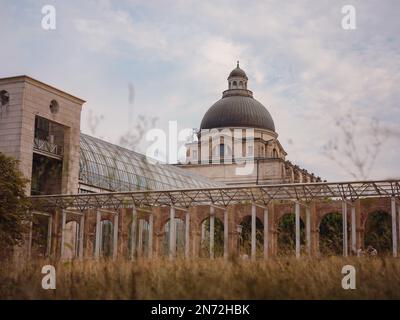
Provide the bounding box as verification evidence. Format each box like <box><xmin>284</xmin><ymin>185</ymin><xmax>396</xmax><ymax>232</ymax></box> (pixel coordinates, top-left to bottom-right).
<box><xmin>1</xmin><ymin>0</ymin><xmax>399</xmax><ymax>181</ymax></box>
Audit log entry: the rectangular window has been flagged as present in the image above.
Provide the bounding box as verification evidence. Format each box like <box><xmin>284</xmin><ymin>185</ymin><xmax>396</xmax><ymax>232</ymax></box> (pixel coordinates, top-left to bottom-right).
<box><xmin>248</xmin><ymin>145</ymin><xmax>253</xmax><ymax>156</ymax></box>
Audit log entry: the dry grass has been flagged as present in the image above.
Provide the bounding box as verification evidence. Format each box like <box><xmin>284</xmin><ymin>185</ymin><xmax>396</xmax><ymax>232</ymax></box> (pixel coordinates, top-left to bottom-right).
<box><xmin>1</xmin><ymin>256</ymin><xmax>400</xmax><ymax>300</ymax></box>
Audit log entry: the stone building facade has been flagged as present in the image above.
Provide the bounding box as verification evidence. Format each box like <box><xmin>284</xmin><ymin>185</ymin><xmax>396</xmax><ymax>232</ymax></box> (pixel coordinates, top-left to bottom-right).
<box><xmin>0</xmin><ymin>76</ymin><xmax>84</xmax><ymax>195</ymax></box>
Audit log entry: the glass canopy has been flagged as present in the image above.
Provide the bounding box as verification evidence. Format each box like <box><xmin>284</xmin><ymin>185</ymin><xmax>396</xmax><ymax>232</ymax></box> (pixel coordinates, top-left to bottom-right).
<box><xmin>79</xmin><ymin>133</ymin><xmax>223</xmax><ymax>192</ymax></box>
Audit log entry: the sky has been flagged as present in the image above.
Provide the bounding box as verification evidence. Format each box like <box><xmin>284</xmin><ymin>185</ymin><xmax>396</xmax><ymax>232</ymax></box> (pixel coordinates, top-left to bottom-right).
<box><xmin>1</xmin><ymin>0</ymin><xmax>399</xmax><ymax>181</ymax></box>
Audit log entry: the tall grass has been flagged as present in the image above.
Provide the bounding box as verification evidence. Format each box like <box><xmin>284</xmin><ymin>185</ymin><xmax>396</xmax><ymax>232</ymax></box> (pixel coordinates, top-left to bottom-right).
<box><xmin>1</xmin><ymin>256</ymin><xmax>400</xmax><ymax>299</ymax></box>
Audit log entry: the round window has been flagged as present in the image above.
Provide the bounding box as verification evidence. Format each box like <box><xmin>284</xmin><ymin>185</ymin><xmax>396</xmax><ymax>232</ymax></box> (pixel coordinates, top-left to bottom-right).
<box><xmin>49</xmin><ymin>99</ymin><xmax>59</xmax><ymax>114</ymax></box>
<box><xmin>0</xmin><ymin>90</ymin><xmax>10</xmax><ymax>107</ymax></box>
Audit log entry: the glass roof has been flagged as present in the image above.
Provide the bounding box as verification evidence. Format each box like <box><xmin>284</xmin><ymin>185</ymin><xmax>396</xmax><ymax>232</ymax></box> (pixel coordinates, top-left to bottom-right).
<box><xmin>79</xmin><ymin>134</ymin><xmax>224</xmax><ymax>192</ymax></box>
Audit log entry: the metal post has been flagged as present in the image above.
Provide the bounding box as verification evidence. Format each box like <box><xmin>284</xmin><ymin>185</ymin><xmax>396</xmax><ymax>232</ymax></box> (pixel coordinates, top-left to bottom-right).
<box><xmin>295</xmin><ymin>202</ymin><xmax>300</xmax><ymax>258</ymax></box>
<box><xmin>210</xmin><ymin>206</ymin><xmax>215</xmax><ymax>259</ymax></box>
<box><xmin>251</xmin><ymin>203</ymin><xmax>256</xmax><ymax>260</ymax></box>
<box><xmin>113</xmin><ymin>213</ymin><xmax>118</xmax><ymax>261</ymax></box>
<box><xmin>60</xmin><ymin>210</ymin><xmax>66</xmax><ymax>258</ymax></box>
<box><xmin>94</xmin><ymin>210</ymin><xmax>101</xmax><ymax>259</ymax></box>
<box><xmin>78</xmin><ymin>214</ymin><xmax>84</xmax><ymax>259</ymax></box>
<box><xmin>185</xmin><ymin>210</ymin><xmax>190</xmax><ymax>258</ymax></box>
<box><xmin>148</xmin><ymin>213</ymin><xmax>153</xmax><ymax>259</ymax></box>
<box><xmin>342</xmin><ymin>201</ymin><xmax>348</xmax><ymax>257</ymax></box>
<box><xmin>305</xmin><ymin>206</ymin><xmax>311</xmax><ymax>256</ymax></box>
<box><xmin>391</xmin><ymin>197</ymin><xmax>398</xmax><ymax>257</ymax></box>
<box><xmin>169</xmin><ymin>206</ymin><xmax>176</xmax><ymax>259</ymax></box>
<box><xmin>46</xmin><ymin>215</ymin><xmax>52</xmax><ymax>257</ymax></box>
<box><xmin>130</xmin><ymin>207</ymin><xmax>137</xmax><ymax>260</ymax></box>
<box><xmin>224</xmin><ymin>209</ymin><xmax>228</xmax><ymax>259</ymax></box>
<box><xmin>351</xmin><ymin>205</ymin><xmax>356</xmax><ymax>255</ymax></box>
<box><xmin>263</xmin><ymin>207</ymin><xmax>269</xmax><ymax>259</ymax></box>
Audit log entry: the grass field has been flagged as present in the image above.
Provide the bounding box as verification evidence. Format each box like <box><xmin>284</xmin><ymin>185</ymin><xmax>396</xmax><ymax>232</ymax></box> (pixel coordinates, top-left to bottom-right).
<box><xmin>1</xmin><ymin>256</ymin><xmax>399</xmax><ymax>299</ymax></box>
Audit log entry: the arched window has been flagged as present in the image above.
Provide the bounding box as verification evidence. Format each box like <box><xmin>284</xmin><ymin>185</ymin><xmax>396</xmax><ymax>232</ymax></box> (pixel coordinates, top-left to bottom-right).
<box><xmin>239</xmin><ymin>81</ymin><xmax>243</xmax><ymax>88</ymax></box>
<box><xmin>219</xmin><ymin>144</ymin><xmax>225</xmax><ymax>157</ymax></box>
<box><xmin>272</xmin><ymin>148</ymin><xmax>278</xmax><ymax>158</ymax></box>
<box><xmin>232</xmin><ymin>81</ymin><xmax>237</xmax><ymax>88</ymax></box>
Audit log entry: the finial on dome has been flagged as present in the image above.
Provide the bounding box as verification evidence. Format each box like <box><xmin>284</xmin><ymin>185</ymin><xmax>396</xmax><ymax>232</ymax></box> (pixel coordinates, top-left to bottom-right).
<box><xmin>237</xmin><ymin>60</ymin><xmax>239</xmax><ymax>68</ymax></box>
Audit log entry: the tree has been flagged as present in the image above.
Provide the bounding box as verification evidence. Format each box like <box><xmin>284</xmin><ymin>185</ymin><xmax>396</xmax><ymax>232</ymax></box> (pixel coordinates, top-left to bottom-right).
<box><xmin>0</xmin><ymin>152</ymin><xmax>30</xmax><ymax>259</ymax></box>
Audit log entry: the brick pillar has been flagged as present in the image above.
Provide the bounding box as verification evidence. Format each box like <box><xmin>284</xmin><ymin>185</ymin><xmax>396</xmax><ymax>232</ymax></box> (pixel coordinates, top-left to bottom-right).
<box><xmin>83</xmin><ymin>209</ymin><xmax>94</xmax><ymax>258</ymax></box>
<box><xmin>355</xmin><ymin>199</ymin><xmax>363</xmax><ymax>250</ymax></box>
<box><xmin>152</xmin><ymin>207</ymin><xmax>162</xmax><ymax>258</ymax></box>
<box><xmin>227</xmin><ymin>206</ymin><xmax>237</xmax><ymax>257</ymax></box>
<box><xmin>269</xmin><ymin>202</ymin><xmax>277</xmax><ymax>257</ymax></box>
<box><xmin>52</xmin><ymin>208</ymin><xmax>61</xmax><ymax>258</ymax></box>
<box><xmin>117</xmin><ymin>208</ymin><xmax>125</xmax><ymax>259</ymax></box>
<box><xmin>310</xmin><ymin>201</ymin><xmax>319</xmax><ymax>256</ymax></box>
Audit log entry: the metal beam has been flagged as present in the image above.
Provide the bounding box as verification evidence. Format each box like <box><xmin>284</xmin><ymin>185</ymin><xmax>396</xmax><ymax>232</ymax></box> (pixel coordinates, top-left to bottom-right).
<box><xmin>29</xmin><ymin>180</ymin><xmax>400</xmax><ymax>211</ymax></box>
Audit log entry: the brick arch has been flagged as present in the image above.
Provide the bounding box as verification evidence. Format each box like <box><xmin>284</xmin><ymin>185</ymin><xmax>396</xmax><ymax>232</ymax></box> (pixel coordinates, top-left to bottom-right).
<box><xmin>318</xmin><ymin>212</ymin><xmax>343</xmax><ymax>256</ymax></box>
<box><xmin>315</xmin><ymin>201</ymin><xmax>341</xmax><ymax>229</ymax></box>
<box><xmin>238</xmin><ymin>214</ymin><xmax>264</xmax><ymax>226</ymax></box>
<box><xmin>273</xmin><ymin>203</ymin><xmax>296</xmax><ymax>229</ymax></box>
<box><xmin>360</xmin><ymin>197</ymin><xmax>391</xmax><ymax>229</ymax></box>
<box><xmin>65</xmin><ymin>216</ymin><xmax>81</xmax><ymax>224</ymax></box>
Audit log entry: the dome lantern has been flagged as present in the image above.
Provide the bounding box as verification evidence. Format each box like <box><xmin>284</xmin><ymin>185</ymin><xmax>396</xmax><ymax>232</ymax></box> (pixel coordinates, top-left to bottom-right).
<box><xmin>200</xmin><ymin>62</ymin><xmax>275</xmax><ymax>132</ymax></box>
<box><xmin>227</xmin><ymin>61</ymin><xmax>248</xmax><ymax>90</ymax></box>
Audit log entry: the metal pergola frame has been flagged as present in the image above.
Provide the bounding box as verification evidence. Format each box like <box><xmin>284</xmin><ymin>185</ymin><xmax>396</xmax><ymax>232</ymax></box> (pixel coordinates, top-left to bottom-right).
<box><xmin>29</xmin><ymin>179</ymin><xmax>400</xmax><ymax>211</ymax></box>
